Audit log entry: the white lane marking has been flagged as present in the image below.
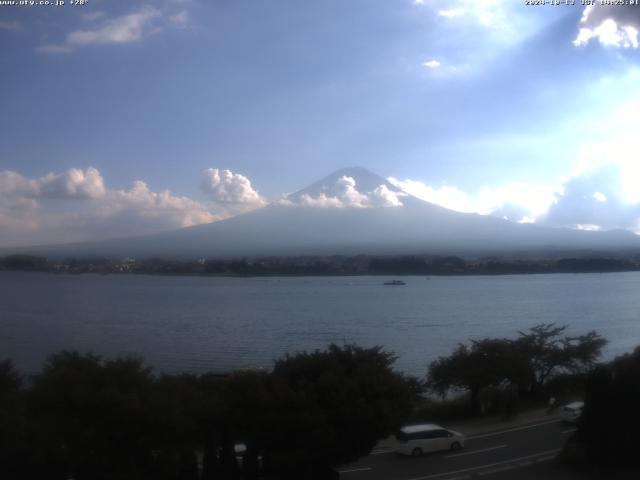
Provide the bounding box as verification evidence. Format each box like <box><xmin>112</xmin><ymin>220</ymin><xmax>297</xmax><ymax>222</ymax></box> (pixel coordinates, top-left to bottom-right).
<box><xmin>405</xmin><ymin>448</ymin><xmax>561</xmax><ymax>480</ymax></box>
<box><xmin>339</xmin><ymin>467</ymin><xmax>373</xmax><ymax>474</ymax></box>
<box><xmin>466</xmin><ymin>419</ymin><xmax>561</xmax><ymax>440</ymax></box>
<box><xmin>478</xmin><ymin>465</ymin><xmax>514</xmax><ymax>476</ymax></box>
<box><xmin>561</xmin><ymin>429</ymin><xmax>577</xmax><ymax>435</ymax></box>
<box><xmin>370</xmin><ymin>449</ymin><xmax>394</xmax><ymax>455</ymax></box>
<box><xmin>535</xmin><ymin>455</ymin><xmax>557</xmax><ymax>462</ymax></box>
<box><xmin>444</xmin><ymin>445</ymin><xmax>508</xmax><ymax>459</ymax></box>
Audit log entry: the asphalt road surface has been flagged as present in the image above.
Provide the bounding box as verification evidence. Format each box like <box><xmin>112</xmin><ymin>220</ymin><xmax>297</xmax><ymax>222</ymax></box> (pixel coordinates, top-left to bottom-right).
<box><xmin>338</xmin><ymin>419</ymin><xmax>577</xmax><ymax>480</ymax></box>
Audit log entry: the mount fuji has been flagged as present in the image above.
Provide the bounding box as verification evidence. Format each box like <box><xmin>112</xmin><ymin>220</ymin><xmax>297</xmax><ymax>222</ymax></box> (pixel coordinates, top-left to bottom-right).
<box><xmin>9</xmin><ymin>167</ymin><xmax>640</xmax><ymax>259</ymax></box>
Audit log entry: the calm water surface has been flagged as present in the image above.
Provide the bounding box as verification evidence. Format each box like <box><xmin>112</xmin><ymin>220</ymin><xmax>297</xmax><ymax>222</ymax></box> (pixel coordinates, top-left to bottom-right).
<box><xmin>1</xmin><ymin>271</ymin><xmax>639</xmax><ymax>376</ymax></box>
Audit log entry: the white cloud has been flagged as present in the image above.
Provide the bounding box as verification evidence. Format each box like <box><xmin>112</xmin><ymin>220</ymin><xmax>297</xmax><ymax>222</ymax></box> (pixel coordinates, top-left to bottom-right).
<box><xmin>575</xmin><ymin>224</ymin><xmax>601</xmax><ymax>232</ymax></box>
<box><xmin>593</xmin><ymin>192</ymin><xmax>607</xmax><ymax>202</ymax></box>
<box><xmin>0</xmin><ymin>20</ymin><xmax>21</xmax><ymax>31</ymax></box>
<box><xmin>97</xmin><ymin>180</ymin><xmax>217</xmax><ymax>231</ymax></box>
<box><xmin>544</xmin><ymin>169</ymin><xmax>633</xmax><ymax>230</ymax></box>
<box><xmin>38</xmin><ymin>167</ymin><xmax>106</xmax><ymax>199</ymax></box>
<box><xmin>422</xmin><ymin>59</ymin><xmax>441</xmax><ymax>68</ymax></box>
<box><xmin>38</xmin><ymin>5</ymin><xmax>192</xmax><ymax>53</ymax></box>
<box><xmin>66</xmin><ymin>6</ymin><xmax>161</xmax><ymax>46</ymax></box>
<box><xmin>334</xmin><ymin>175</ymin><xmax>369</xmax><ymax>207</ymax></box>
<box><xmin>388</xmin><ymin>176</ymin><xmax>558</xmax><ymax>223</ymax></box>
<box><xmin>201</xmin><ymin>168</ymin><xmax>266</xmax><ymax>207</ymax></box>
<box><xmin>438</xmin><ymin>8</ymin><xmax>466</xmax><ymax>18</ymax></box>
<box><xmin>388</xmin><ymin>177</ymin><xmax>474</xmax><ymax>212</ymax></box>
<box><xmin>429</xmin><ymin>0</ymin><xmax>509</xmax><ymax>28</ymax></box>
<box><xmin>369</xmin><ymin>184</ymin><xmax>405</xmax><ymax>207</ymax></box>
<box><xmin>574</xmin><ymin>5</ymin><xmax>640</xmax><ymax>48</ymax></box>
<box><xmin>0</xmin><ymin>167</ymin><xmax>106</xmax><ymax>199</ymax></box>
<box><xmin>169</xmin><ymin>10</ymin><xmax>189</xmax><ymax>29</ymax></box>
<box><xmin>390</xmin><ymin>168</ymin><xmax>640</xmax><ymax>233</ymax></box>
<box><xmin>293</xmin><ymin>176</ymin><xmax>404</xmax><ymax>209</ymax></box>
<box><xmin>540</xmin><ymin>163</ymin><xmax>640</xmax><ymax>232</ymax></box>
<box><xmin>0</xmin><ymin>197</ymin><xmax>40</xmax><ymax>247</ymax></box>
<box><xmin>299</xmin><ymin>193</ymin><xmax>344</xmax><ymax>208</ymax></box>
<box><xmin>388</xmin><ymin>91</ymin><xmax>640</xmax><ymax>232</ymax></box>
<box><xmin>477</xmin><ymin>183</ymin><xmax>558</xmax><ymax>221</ymax></box>
<box><xmin>413</xmin><ymin>0</ymin><xmax>541</xmax><ymax>77</ymax></box>
<box><xmin>570</xmin><ymin>96</ymin><xmax>640</xmax><ymax>204</ymax></box>
<box><xmin>0</xmin><ymin>167</ymin><xmax>221</xmax><ymax>247</ymax></box>
<box><xmin>0</xmin><ymin>170</ymin><xmax>39</xmax><ymax>197</ymax></box>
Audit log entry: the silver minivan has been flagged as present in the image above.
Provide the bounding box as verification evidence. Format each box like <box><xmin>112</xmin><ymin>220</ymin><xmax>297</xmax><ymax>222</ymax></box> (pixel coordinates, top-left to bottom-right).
<box><xmin>562</xmin><ymin>401</ymin><xmax>584</xmax><ymax>424</ymax></box>
<box><xmin>395</xmin><ymin>424</ymin><xmax>465</xmax><ymax>457</ymax></box>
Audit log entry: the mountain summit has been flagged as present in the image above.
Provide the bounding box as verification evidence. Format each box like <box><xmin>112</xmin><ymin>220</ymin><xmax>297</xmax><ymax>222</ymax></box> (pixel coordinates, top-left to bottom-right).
<box><xmin>9</xmin><ymin>167</ymin><xmax>640</xmax><ymax>259</ymax></box>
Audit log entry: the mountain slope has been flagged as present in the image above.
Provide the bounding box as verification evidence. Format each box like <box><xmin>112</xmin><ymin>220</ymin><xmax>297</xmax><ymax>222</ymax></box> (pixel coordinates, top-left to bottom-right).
<box><xmin>8</xmin><ymin>167</ymin><xmax>640</xmax><ymax>259</ymax></box>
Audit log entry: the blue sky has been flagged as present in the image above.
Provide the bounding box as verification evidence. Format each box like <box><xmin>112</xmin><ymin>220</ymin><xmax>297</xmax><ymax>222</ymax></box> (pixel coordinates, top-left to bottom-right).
<box><xmin>1</xmin><ymin>0</ymin><xmax>640</xmax><ymax>246</ymax></box>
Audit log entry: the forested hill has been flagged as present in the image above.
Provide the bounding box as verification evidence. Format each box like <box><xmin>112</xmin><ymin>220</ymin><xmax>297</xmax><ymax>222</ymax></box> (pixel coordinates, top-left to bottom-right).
<box><xmin>2</xmin><ymin>254</ymin><xmax>639</xmax><ymax>276</ymax></box>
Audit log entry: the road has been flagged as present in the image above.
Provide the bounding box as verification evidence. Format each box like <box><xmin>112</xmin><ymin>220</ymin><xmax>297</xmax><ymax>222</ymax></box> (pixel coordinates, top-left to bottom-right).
<box><xmin>338</xmin><ymin>419</ymin><xmax>578</xmax><ymax>480</ymax></box>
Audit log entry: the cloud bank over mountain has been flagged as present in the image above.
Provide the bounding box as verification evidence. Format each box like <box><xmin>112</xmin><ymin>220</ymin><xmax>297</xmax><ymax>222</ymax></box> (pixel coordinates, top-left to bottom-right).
<box><xmin>2</xmin><ymin>159</ymin><xmax>640</xmax><ymax>249</ymax></box>
<box><xmin>288</xmin><ymin>175</ymin><xmax>405</xmax><ymax>209</ymax></box>
<box><xmin>0</xmin><ymin>168</ymin><xmax>220</xmax><ymax>247</ymax></box>
<box><xmin>200</xmin><ymin>168</ymin><xmax>265</xmax><ymax>208</ymax></box>
<box><xmin>389</xmin><ymin>161</ymin><xmax>640</xmax><ymax>233</ymax></box>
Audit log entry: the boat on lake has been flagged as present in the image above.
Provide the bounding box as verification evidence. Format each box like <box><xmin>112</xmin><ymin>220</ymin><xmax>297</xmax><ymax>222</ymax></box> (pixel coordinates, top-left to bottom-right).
<box><xmin>384</xmin><ymin>280</ymin><xmax>406</xmax><ymax>286</ymax></box>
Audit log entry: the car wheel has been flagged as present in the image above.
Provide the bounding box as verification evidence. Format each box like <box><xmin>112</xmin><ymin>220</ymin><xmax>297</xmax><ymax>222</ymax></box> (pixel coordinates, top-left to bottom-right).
<box><xmin>450</xmin><ymin>442</ymin><xmax>462</xmax><ymax>451</ymax></box>
<box><xmin>412</xmin><ymin>447</ymin><xmax>423</xmax><ymax>457</ymax></box>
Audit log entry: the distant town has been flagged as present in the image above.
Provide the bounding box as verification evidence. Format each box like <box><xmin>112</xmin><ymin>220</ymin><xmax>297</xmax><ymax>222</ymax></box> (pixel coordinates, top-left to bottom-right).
<box><xmin>2</xmin><ymin>253</ymin><xmax>640</xmax><ymax>277</ymax></box>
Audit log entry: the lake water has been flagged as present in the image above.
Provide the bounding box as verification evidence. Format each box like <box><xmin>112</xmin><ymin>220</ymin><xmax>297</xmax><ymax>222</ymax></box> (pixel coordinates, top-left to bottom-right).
<box><xmin>1</xmin><ymin>271</ymin><xmax>639</xmax><ymax>377</ymax></box>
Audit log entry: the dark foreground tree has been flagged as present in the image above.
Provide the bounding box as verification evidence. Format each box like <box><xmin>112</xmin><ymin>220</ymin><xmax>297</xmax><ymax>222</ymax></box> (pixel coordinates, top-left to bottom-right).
<box><xmin>515</xmin><ymin>324</ymin><xmax>606</xmax><ymax>395</ymax></box>
<box><xmin>147</xmin><ymin>373</ymin><xmax>204</xmax><ymax>480</ymax></box>
<box><xmin>3</xmin><ymin>345</ymin><xmax>419</xmax><ymax>480</ymax></box>
<box><xmin>0</xmin><ymin>360</ymin><xmax>26</xmax><ymax>479</ymax></box>
<box><xmin>427</xmin><ymin>325</ymin><xmax>607</xmax><ymax>413</ymax></box>
<box><xmin>27</xmin><ymin>352</ymin><xmax>157</xmax><ymax>480</ymax></box>
<box><xmin>579</xmin><ymin>346</ymin><xmax>640</xmax><ymax>468</ymax></box>
<box><xmin>427</xmin><ymin>339</ymin><xmax>525</xmax><ymax>414</ymax></box>
<box><xmin>263</xmin><ymin>344</ymin><xmax>420</xmax><ymax>478</ymax></box>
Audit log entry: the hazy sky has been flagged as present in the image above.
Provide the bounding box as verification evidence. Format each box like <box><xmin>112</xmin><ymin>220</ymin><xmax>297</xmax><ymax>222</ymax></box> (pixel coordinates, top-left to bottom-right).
<box><xmin>1</xmin><ymin>0</ymin><xmax>640</xmax><ymax>246</ymax></box>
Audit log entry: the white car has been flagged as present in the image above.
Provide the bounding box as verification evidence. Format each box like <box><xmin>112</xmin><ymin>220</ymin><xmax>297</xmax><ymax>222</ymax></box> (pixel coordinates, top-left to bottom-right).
<box><xmin>395</xmin><ymin>424</ymin><xmax>465</xmax><ymax>457</ymax></box>
<box><xmin>562</xmin><ymin>401</ymin><xmax>584</xmax><ymax>424</ymax></box>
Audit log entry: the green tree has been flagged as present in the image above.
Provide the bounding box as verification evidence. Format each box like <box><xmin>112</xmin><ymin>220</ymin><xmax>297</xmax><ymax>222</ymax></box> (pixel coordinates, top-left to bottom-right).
<box><xmin>4</xmin><ymin>344</ymin><xmax>421</xmax><ymax>480</ymax></box>
<box><xmin>427</xmin><ymin>338</ymin><xmax>524</xmax><ymax>414</ymax></box>
<box><xmin>264</xmin><ymin>344</ymin><xmax>419</xmax><ymax>478</ymax></box>
<box><xmin>579</xmin><ymin>346</ymin><xmax>640</xmax><ymax>467</ymax></box>
<box><xmin>28</xmin><ymin>351</ymin><xmax>157</xmax><ymax>480</ymax></box>
<box><xmin>147</xmin><ymin>374</ymin><xmax>205</xmax><ymax>480</ymax></box>
<box><xmin>0</xmin><ymin>360</ymin><xmax>26</xmax><ymax>480</ymax></box>
<box><xmin>515</xmin><ymin>324</ymin><xmax>606</xmax><ymax>394</ymax></box>
<box><xmin>427</xmin><ymin>326</ymin><xmax>607</xmax><ymax>415</ymax></box>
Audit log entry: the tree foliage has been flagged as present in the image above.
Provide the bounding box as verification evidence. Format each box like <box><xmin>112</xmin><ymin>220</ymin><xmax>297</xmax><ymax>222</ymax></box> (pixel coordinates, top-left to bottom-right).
<box><xmin>27</xmin><ymin>352</ymin><xmax>157</xmax><ymax>480</ymax></box>
<box><xmin>579</xmin><ymin>346</ymin><xmax>640</xmax><ymax>468</ymax></box>
<box><xmin>268</xmin><ymin>344</ymin><xmax>419</xmax><ymax>473</ymax></box>
<box><xmin>428</xmin><ymin>339</ymin><xmax>526</xmax><ymax>413</ymax></box>
<box><xmin>1</xmin><ymin>345</ymin><xmax>419</xmax><ymax>480</ymax></box>
<box><xmin>515</xmin><ymin>324</ymin><xmax>606</xmax><ymax>393</ymax></box>
<box><xmin>0</xmin><ymin>360</ymin><xmax>25</xmax><ymax>478</ymax></box>
<box><xmin>427</xmin><ymin>324</ymin><xmax>606</xmax><ymax>412</ymax></box>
